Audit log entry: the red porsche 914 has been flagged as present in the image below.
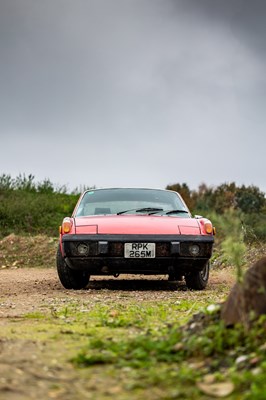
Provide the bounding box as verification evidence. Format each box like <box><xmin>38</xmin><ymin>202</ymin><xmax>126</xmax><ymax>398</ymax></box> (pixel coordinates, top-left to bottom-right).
<box><xmin>57</xmin><ymin>188</ymin><xmax>215</xmax><ymax>290</ymax></box>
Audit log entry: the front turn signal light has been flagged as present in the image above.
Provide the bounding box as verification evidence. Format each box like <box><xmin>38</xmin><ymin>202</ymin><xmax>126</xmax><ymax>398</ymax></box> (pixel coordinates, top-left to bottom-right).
<box><xmin>204</xmin><ymin>222</ymin><xmax>213</xmax><ymax>235</ymax></box>
<box><xmin>62</xmin><ymin>218</ymin><xmax>72</xmax><ymax>234</ymax></box>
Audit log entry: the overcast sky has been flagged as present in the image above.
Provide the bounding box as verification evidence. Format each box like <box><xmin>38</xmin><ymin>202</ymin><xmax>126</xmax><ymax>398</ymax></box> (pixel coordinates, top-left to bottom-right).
<box><xmin>1</xmin><ymin>0</ymin><xmax>265</xmax><ymax>193</ymax></box>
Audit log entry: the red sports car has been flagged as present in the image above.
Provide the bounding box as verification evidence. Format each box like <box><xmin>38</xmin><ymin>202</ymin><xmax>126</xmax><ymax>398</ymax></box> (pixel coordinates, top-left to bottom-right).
<box><xmin>57</xmin><ymin>188</ymin><xmax>215</xmax><ymax>290</ymax></box>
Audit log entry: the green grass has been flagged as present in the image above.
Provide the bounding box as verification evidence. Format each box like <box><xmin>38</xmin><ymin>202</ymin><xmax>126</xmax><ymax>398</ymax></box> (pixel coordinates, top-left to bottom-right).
<box><xmin>3</xmin><ymin>294</ymin><xmax>266</xmax><ymax>399</ymax></box>
<box><xmin>71</xmin><ymin>307</ymin><xmax>266</xmax><ymax>399</ymax></box>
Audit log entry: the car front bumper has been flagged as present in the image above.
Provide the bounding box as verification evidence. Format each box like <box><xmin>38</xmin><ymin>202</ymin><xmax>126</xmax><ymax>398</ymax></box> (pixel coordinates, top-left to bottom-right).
<box><xmin>61</xmin><ymin>234</ymin><xmax>214</xmax><ymax>275</ymax></box>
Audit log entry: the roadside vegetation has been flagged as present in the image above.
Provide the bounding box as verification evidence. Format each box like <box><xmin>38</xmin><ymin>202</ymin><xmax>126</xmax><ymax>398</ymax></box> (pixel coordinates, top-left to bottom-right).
<box><xmin>0</xmin><ymin>173</ymin><xmax>265</xmax><ymax>241</ymax></box>
<box><xmin>0</xmin><ymin>173</ymin><xmax>266</xmax><ymax>398</ymax></box>
<box><xmin>0</xmin><ymin>173</ymin><xmax>80</xmax><ymax>237</ymax></box>
<box><xmin>71</xmin><ymin>304</ymin><xmax>266</xmax><ymax>399</ymax></box>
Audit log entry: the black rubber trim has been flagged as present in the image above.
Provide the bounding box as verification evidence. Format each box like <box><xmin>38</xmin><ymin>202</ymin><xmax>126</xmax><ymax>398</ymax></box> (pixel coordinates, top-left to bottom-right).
<box><xmin>62</xmin><ymin>234</ymin><xmax>214</xmax><ymax>243</ymax></box>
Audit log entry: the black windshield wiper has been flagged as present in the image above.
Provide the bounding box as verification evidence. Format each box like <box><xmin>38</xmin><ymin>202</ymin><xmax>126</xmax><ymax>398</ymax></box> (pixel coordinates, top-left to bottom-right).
<box><xmin>136</xmin><ymin>207</ymin><xmax>164</xmax><ymax>214</ymax></box>
<box><xmin>117</xmin><ymin>207</ymin><xmax>163</xmax><ymax>215</ymax></box>
<box><xmin>165</xmin><ymin>209</ymin><xmax>189</xmax><ymax>215</ymax></box>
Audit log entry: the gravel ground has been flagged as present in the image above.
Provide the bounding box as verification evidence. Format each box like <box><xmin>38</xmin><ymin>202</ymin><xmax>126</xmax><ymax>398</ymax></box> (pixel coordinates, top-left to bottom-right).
<box><xmin>0</xmin><ymin>268</ymin><xmax>235</xmax><ymax>317</ymax></box>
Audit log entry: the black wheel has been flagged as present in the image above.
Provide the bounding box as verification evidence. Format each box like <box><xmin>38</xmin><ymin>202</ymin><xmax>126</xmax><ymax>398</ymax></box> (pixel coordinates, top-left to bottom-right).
<box><xmin>56</xmin><ymin>246</ymin><xmax>90</xmax><ymax>289</ymax></box>
<box><xmin>185</xmin><ymin>262</ymin><xmax>210</xmax><ymax>290</ymax></box>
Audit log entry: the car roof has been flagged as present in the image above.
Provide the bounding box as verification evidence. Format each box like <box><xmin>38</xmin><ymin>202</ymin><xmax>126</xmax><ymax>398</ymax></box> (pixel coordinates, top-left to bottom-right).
<box><xmin>83</xmin><ymin>187</ymin><xmax>175</xmax><ymax>193</ymax></box>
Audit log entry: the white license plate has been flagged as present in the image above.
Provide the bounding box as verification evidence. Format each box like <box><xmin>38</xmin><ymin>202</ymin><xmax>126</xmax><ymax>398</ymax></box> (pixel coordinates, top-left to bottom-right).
<box><xmin>124</xmin><ymin>243</ymin><xmax>156</xmax><ymax>258</ymax></box>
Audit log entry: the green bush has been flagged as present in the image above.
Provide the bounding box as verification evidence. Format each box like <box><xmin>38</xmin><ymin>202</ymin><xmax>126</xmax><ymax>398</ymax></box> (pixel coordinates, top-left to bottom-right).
<box><xmin>0</xmin><ymin>174</ymin><xmax>79</xmax><ymax>237</ymax></box>
<box><xmin>168</xmin><ymin>181</ymin><xmax>266</xmax><ymax>242</ymax></box>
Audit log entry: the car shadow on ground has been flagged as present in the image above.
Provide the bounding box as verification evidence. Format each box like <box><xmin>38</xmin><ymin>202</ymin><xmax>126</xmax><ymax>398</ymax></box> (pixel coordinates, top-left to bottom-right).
<box><xmin>86</xmin><ymin>279</ymin><xmax>188</xmax><ymax>291</ymax></box>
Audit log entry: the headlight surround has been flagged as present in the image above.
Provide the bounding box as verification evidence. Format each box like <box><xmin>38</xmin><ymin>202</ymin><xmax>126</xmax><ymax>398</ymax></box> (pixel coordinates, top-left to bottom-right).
<box><xmin>189</xmin><ymin>244</ymin><xmax>200</xmax><ymax>256</ymax></box>
<box><xmin>77</xmin><ymin>243</ymin><xmax>89</xmax><ymax>256</ymax></box>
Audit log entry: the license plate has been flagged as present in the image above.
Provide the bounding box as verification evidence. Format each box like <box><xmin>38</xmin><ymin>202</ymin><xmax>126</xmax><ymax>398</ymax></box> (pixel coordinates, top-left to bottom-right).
<box><xmin>124</xmin><ymin>243</ymin><xmax>155</xmax><ymax>258</ymax></box>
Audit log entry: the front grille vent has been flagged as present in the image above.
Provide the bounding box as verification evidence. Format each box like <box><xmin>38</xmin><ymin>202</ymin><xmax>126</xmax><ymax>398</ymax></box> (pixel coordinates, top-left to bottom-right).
<box><xmin>65</xmin><ymin>240</ymin><xmax>212</xmax><ymax>258</ymax></box>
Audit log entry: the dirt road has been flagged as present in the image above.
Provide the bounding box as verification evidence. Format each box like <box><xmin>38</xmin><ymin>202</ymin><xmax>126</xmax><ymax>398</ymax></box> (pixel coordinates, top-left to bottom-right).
<box><xmin>0</xmin><ymin>267</ymin><xmax>234</xmax><ymax>316</ymax></box>
<box><xmin>0</xmin><ymin>268</ymin><xmax>234</xmax><ymax>400</ymax></box>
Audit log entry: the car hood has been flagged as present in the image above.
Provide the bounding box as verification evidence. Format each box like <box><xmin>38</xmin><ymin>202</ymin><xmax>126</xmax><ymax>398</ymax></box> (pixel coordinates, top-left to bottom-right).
<box><xmin>74</xmin><ymin>215</ymin><xmax>202</xmax><ymax>235</ymax></box>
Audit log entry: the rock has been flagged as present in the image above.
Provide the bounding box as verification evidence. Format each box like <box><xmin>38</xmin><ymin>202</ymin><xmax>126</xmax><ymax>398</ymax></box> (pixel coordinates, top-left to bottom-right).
<box><xmin>235</xmin><ymin>355</ymin><xmax>249</xmax><ymax>365</ymax></box>
<box><xmin>197</xmin><ymin>380</ymin><xmax>234</xmax><ymax>397</ymax></box>
<box><xmin>221</xmin><ymin>257</ymin><xmax>266</xmax><ymax>326</ymax></box>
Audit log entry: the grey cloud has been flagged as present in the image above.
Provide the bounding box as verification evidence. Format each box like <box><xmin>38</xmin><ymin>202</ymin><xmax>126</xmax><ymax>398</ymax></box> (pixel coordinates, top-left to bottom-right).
<box><xmin>0</xmin><ymin>0</ymin><xmax>265</xmax><ymax>192</ymax></box>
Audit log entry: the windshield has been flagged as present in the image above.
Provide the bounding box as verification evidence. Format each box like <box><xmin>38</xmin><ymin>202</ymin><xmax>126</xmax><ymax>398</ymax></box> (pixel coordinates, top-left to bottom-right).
<box><xmin>74</xmin><ymin>188</ymin><xmax>190</xmax><ymax>217</ymax></box>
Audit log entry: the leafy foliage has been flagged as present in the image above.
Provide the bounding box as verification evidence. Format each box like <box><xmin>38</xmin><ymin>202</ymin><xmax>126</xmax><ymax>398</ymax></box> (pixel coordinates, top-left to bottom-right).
<box><xmin>72</xmin><ymin>305</ymin><xmax>266</xmax><ymax>399</ymax></box>
<box><xmin>0</xmin><ymin>174</ymin><xmax>79</xmax><ymax>237</ymax></box>
<box><xmin>208</xmin><ymin>209</ymin><xmax>247</xmax><ymax>281</ymax></box>
<box><xmin>167</xmin><ymin>181</ymin><xmax>266</xmax><ymax>241</ymax></box>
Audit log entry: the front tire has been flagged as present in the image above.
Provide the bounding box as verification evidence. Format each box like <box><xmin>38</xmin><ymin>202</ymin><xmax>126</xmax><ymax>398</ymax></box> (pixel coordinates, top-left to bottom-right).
<box><xmin>56</xmin><ymin>246</ymin><xmax>90</xmax><ymax>289</ymax></box>
<box><xmin>185</xmin><ymin>262</ymin><xmax>210</xmax><ymax>290</ymax></box>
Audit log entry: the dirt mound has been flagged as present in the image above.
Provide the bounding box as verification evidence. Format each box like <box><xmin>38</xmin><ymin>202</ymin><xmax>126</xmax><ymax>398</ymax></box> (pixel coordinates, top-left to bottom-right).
<box><xmin>0</xmin><ymin>234</ymin><xmax>58</xmax><ymax>269</ymax></box>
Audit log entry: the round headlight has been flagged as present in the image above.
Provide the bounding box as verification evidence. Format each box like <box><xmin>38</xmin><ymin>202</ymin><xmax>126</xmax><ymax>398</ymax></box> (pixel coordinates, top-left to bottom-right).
<box><xmin>189</xmin><ymin>244</ymin><xmax>200</xmax><ymax>256</ymax></box>
<box><xmin>77</xmin><ymin>243</ymin><xmax>89</xmax><ymax>256</ymax></box>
